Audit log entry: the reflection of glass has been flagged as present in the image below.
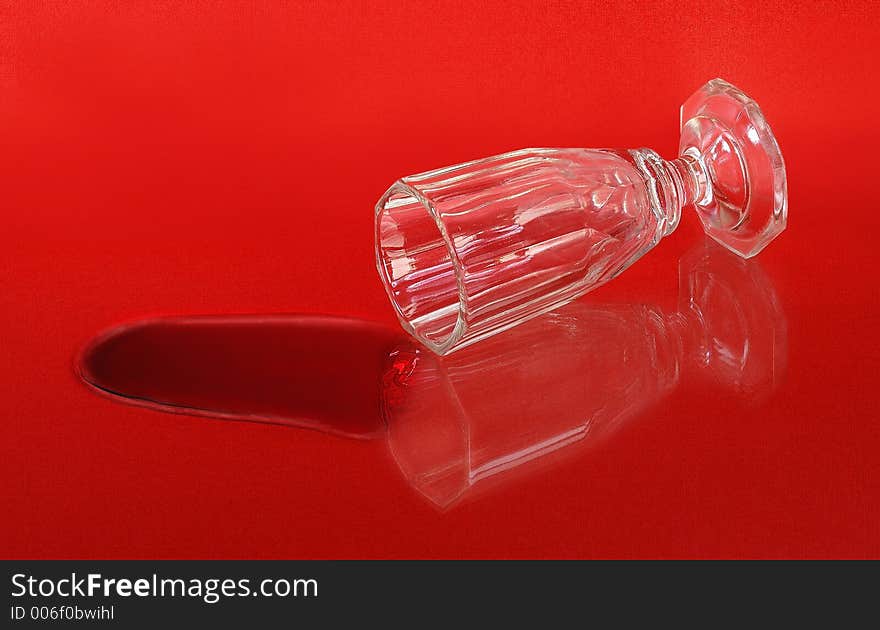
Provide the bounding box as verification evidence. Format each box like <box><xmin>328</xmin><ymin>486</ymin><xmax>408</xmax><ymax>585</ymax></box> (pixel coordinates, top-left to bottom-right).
<box><xmin>375</xmin><ymin>79</ymin><xmax>787</xmax><ymax>355</ymax></box>
<box><xmin>78</xmin><ymin>241</ymin><xmax>786</xmax><ymax>512</ymax></box>
<box><xmin>384</xmin><ymin>240</ymin><xmax>787</xmax><ymax>510</ymax></box>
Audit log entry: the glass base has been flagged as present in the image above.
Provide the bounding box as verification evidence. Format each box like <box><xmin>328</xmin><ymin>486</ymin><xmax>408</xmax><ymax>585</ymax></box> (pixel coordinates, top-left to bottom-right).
<box><xmin>679</xmin><ymin>79</ymin><xmax>787</xmax><ymax>258</ymax></box>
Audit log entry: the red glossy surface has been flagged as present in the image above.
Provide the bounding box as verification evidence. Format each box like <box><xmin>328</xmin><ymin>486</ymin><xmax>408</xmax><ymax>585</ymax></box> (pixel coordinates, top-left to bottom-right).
<box><xmin>2</xmin><ymin>1</ymin><xmax>878</xmax><ymax>559</ymax></box>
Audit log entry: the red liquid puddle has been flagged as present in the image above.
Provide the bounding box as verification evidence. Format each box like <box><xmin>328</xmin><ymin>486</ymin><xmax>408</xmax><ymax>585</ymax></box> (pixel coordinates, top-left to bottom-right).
<box><xmin>78</xmin><ymin>315</ymin><xmax>405</xmax><ymax>439</ymax></box>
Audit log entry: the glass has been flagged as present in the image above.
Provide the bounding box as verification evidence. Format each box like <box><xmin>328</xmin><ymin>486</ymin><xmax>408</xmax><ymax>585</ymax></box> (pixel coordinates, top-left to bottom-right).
<box><xmin>383</xmin><ymin>239</ymin><xmax>787</xmax><ymax>509</ymax></box>
<box><xmin>375</xmin><ymin>79</ymin><xmax>787</xmax><ymax>355</ymax></box>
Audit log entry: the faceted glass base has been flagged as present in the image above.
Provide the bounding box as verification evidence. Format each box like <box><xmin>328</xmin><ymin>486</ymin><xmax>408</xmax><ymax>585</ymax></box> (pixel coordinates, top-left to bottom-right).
<box><xmin>680</xmin><ymin>78</ymin><xmax>787</xmax><ymax>258</ymax></box>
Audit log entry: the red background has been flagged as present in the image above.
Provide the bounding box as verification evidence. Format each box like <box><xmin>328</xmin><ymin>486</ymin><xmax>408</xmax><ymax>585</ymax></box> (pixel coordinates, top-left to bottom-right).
<box><xmin>2</xmin><ymin>1</ymin><xmax>878</xmax><ymax>558</ymax></box>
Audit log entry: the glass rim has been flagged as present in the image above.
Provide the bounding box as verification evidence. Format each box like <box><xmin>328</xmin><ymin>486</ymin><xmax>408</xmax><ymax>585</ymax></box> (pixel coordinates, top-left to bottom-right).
<box><xmin>374</xmin><ymin>180</ymin><xmax>469</xmax><ymax>354</ymax></box>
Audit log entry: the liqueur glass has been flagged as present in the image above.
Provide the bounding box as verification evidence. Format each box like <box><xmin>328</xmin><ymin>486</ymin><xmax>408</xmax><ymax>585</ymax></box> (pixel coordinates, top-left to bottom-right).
<box><xmin>375</xmin><ymin>79</ymin><xmax>787</xmax><ymax>354</ymax></box>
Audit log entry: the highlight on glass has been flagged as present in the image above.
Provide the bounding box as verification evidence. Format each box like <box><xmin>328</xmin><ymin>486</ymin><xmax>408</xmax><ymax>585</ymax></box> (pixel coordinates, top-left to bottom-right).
<box><xmin>374</xmin><ymin>79</ymin><xmax>787</xmax><ymax>355</ymax></box>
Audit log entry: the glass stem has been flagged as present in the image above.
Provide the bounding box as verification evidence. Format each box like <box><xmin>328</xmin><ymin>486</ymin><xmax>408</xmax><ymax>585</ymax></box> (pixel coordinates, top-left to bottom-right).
<box><xmin>659</xmin><ymin>153</ymin><xmax>712</xmax><ymax>235</ymax></box>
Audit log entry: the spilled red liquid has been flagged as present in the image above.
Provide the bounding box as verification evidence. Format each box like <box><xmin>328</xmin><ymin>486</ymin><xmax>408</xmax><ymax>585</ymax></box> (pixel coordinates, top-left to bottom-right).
<box><xmin>78</xmin><ymin>315</ymin><xmax>406</xmax><ymax>438</ymax></box>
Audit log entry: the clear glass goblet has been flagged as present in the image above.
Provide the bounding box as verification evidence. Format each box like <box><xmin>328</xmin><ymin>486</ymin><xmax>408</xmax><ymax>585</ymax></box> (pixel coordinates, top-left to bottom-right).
<box><xmin>375</xmin><ymin>79</ymin><xmax>787</xmax><ymax>355</ymax></box>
